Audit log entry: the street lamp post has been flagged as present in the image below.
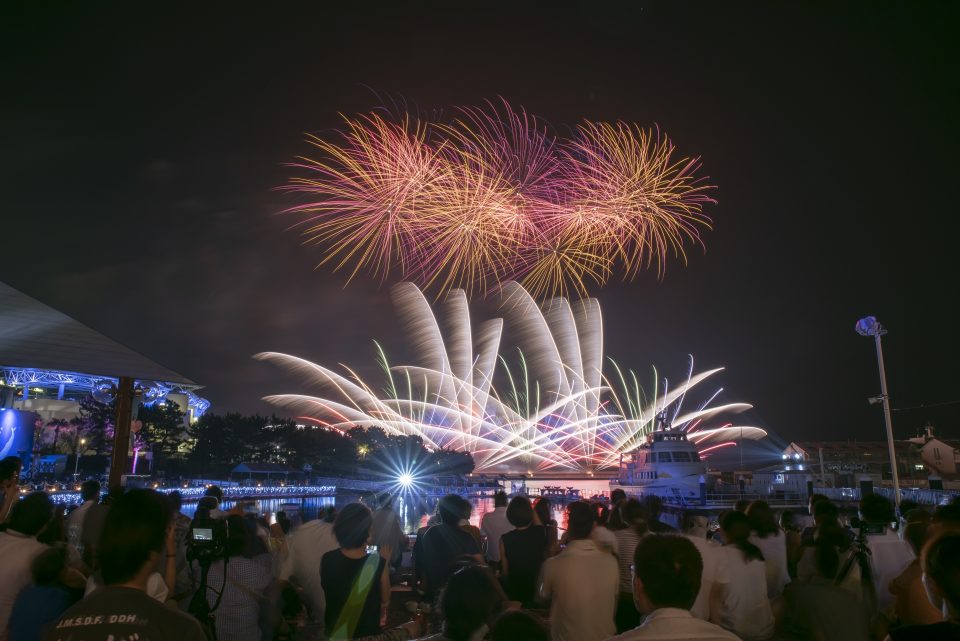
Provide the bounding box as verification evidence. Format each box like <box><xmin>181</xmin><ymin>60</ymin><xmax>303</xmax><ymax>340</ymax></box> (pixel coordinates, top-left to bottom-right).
<box><xmin>856</xmin><ymin>316</ymin><xmax>901</xmax><ymax>506</ymax></box>
<box><xmin>74</xmin><ymin>437</ymin><xmax>86</xmax><ymax>477</ymax></box>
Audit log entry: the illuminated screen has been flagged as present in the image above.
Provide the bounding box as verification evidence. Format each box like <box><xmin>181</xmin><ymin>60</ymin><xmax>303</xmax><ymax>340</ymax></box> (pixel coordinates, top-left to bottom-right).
<box><xmin>192</xmin><ymin>528</ymin><xmax>213</xmax><ymax>541</ymax></box>
<box><xmin>0</xmin><ymin>409</ymin><xmax>37</xmax><ymax>461</ymax></box>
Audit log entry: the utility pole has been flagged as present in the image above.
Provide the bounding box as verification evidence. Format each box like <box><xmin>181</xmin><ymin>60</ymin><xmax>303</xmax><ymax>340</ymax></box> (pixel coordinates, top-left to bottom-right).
<box><xmin>108</xmin><ymin>376</ymin><xmax>134</xmax><ymax>489</ymax></box>
<box><xmin>856</xmin><ymin>316</ymin><xmax>901</xmax><ymax>506</ymax></box>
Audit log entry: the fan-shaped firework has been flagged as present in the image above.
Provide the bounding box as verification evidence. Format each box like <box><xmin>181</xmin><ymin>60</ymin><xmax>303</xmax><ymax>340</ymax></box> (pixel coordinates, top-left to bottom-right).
<box><xmin>256</xmin><ymin>282</ymin><xmax>765</xmax><ymax>473</ymax></box>
<box><xmin>281</xmin><ymin>100</ymin><xmax>715</xmax><ymax>299</ymax></box>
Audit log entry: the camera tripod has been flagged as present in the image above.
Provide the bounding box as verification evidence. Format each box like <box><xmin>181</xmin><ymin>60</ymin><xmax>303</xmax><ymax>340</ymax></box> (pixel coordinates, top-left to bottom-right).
<box><xmin>188</xmin><ymin>552</ymin><xmax>229</xmax><ymax>641</ymax></box>
<box><xmin>835</xmin><ymin>525</ymin><xmax>878</xmax><ymax>615</ymax></box>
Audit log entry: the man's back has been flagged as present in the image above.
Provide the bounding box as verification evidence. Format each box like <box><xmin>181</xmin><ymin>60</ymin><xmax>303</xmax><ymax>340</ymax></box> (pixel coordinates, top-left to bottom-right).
<box><xmin>540</xmin><ymin>539</ymin><xmax>619</xmax><ymax>641</ymax></box>
<box><xmin>420</xmin><ymin>523</ymin><xmax>480</xmax><ymax>598</ymax></box>
<box><xmin>65</xmin><ymin>501</ymin><xmax>94</xmax><ymax>550</ymax></box>
<box><xmin>606</xmin><ymin>607</ymin><xmax>741</xmax><ymax>641</ymax></box>
<box><xmin>479</xmin><ymin>507</ymin><xmax>512</xmax><ymax>562</ymax></box>
<box><xmin>281</xmin><ymin>519</ymin><xmax>339</xmax><ymax>620</ymax></box>
<box><xmin>781</xmin><ymin>582</ymin><xmax>871</xmax><ymax>641</ymax></box>
<box><xmin>43</xmin><ymin>586</ymin><xmax>204</xmax><ymax>641</ymax></box>
<box><xmin>866</xmin><ymin>530</ymin><xmax>915</xmax><ymax>610</ymax></box>
<box><xmin>371</xmin><ymin>508</ymin><xmax>404</xmax><ymax>557</ymax></box>
<box><xmin>80</xmin><ymin>503</ymin><xmax>110</xmax><ymax>566</ymax></box>
<box><xmin>685</xmin><ymin>535</ymin><xmax>720</xmax><ymax>621</ymax></box>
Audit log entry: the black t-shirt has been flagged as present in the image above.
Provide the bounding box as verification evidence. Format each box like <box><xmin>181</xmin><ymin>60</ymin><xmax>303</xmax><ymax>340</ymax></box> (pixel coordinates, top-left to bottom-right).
<box><xmin>42</xmin><ymin>586</ymin><xmax>205</xmax><ymax>641</ymax></box>
<box><xmin>501</xmin><ymin>525</ymin><xmax>548</xmax><ymax>605</ymax></box>
<box><xmin>320</xmin><ymin>549</ymin><xmax>386</xmax><ymax>638</ymax></box>
<box><xmin>891</xmin><ymin>622</ymin><xmax>960</xmax><ymax>641</ymax></box>
<box><xmin>419</xmin><ymin>524</ymin><xmax>481</xmax><ymax>599</ymax></box>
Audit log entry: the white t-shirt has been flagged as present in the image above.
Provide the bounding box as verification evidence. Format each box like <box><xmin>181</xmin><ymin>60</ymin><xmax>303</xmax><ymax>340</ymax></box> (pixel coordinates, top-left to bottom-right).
<box><xmin>66</xmin><ymin>499</ymin><xmax>96</xmax><ymax>551</ymax></box>
<box><xmin>714</xmin><ymin>546</ymin><xmax>775</xmax><ymax>641</ymax></box>
<box><xmin>592</xmin><ymin>525</ymin><xmax>618</xmax><ymax>554</ymax></box>
<box><xmin>279</xmin><ymin>519</ymin><xmax>339</xmax><ymax>622</ymax></box>
<box><xmin>866</xmin><ymin>530</ymin><xmax>915</xmax><ymax>611</ymax></box>
<box><xmin>749</xmin><ymin>529</ymin><xmax>791</xmax><ymax>598</ymax></box>
<box><xmin>479</xmin><ymin>506</ymin><xmax>513</xmax><ymax>562</ymax></box>
<box><xmin>606</xmin><ymin>607</ymin><xmax>741</xmax><ymax>641</ymax></box>
<box><xmin>685</xmin><ymin>534</ymin><xmax>721</xmax><ymax>621</ymax></box>
<box><xmin>539</xmin><ymin>539</ymin><xmax>619</xmax><ymax>641</ymax></box>
<box><xmin>0</xmin><ymin>531</ymin><xmax>48</xmax><ymax>641</ymax></box>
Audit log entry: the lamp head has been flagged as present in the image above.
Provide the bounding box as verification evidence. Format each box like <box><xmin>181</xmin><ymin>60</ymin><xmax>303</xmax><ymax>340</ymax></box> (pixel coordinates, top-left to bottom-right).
<box><xmin>91</xmin><ymin>380</ymin><xmax>116</xmax><ymax>404</ymax></box>
<box><xmin>856</xmin><ymin>316</ymin><xmax>880</xmax><ymax>337</ymax></box>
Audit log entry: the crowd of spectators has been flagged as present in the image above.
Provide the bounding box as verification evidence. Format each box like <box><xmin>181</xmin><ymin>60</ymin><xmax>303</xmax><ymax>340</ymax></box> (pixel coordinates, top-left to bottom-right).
<box><xmin>4</xmin><ymin>453</ymin><xmax>960</xmax><ymax>641</ymax></box>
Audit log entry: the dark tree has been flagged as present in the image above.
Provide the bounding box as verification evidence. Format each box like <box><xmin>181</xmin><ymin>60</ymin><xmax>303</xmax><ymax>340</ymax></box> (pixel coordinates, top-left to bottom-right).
<box><xmin>138</xmin><ymin>401</ymin><xmax>187</xmax><ymax>472</ymax></box>
<box><xmin>430</xmin><ymin>448</ymin><xmax>476</xmax><ymax>475</ymax></box>
<box><xmin>74</xmin><ymin>395</ymin><xmax>115</xmax><ymax>456</ymax></box>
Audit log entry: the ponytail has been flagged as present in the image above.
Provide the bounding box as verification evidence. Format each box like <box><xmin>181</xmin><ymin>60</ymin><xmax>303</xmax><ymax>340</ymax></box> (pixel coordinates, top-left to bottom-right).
<box><xmin>734</xmin><ymin>539</ymin><xmax>765</xmax><ymax>563</ymax></box>
<box><xmin>813</xmin><ymin>519</ymin><xmax>848</xmax><ymax>580</ymax></box>
<box><xmin>720</xmin><ymin>511</ymin><xmax>765</xmax><ymax>563</ymax></box>
<box><xmin>619</xmin><ymin>499</ymin><xmax>648</xmax><ymax>538</ymax></box>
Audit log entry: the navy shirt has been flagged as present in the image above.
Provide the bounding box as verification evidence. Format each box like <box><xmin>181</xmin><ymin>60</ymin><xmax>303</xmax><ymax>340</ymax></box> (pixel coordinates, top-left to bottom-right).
<box><xmin>418</xmin><ymin>524</ymin><xmax>481</xmax><ymax>599</ymax></box>
<box><xmin>9</xmin><ymin>584</ymin><xmax>76</xmax><ymax>641</ymax></box>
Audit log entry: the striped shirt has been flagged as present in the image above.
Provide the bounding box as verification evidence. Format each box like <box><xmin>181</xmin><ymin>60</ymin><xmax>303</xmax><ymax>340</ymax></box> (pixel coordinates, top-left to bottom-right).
<box><xmin>614</xmin><ymin>529</ymin><xmax>643</xmax><ymax>592</ymax></box>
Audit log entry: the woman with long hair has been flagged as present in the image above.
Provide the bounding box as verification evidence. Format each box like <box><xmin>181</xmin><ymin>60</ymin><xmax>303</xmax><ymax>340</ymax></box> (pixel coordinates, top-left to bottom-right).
<box><xmin>532</xmin><ymin>497</ymin><xmax>560</xmax><ymax>557</ymax></box>
<box><xmin>796</xmin><ymin>502</ymin><xmax>862</xmax><ymax>598</ymax></box>
<box><xmin>712</xmin><ymin>511</ymin><xmax>775</xmax><ymax>641</ymax></box>
<box><xmin>746</xmin><ymin>501</ymin><xmax>790</xmax><ymax>598</ymax></box>
<box><xmin>499</xmin><ymin>497</ymin><xmax>548</xmax><ymax>607</ymax></box>
<box><xmin>779</xmin><ymin>510</ymin><xmax>804</xmax><ymax>579</ymax></box>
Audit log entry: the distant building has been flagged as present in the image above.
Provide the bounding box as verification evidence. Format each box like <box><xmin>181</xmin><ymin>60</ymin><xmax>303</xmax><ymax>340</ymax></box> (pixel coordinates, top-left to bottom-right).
<box><xmin>0</xmin><ymin>280</ymin><xmax>208</xmax><ymax>463</ymax></box>
<box><xmin>231</xmin><ymin>462</ymin><xmax>304</xmax><ymax>485</ymax></box>
<box><xmin>0</xmin><ymin>280</ymin><xmax>209</xmax><ymax>425</ymax></box>
<box><xmin>908</xmin><ymin>425</ymin><xmax>960</xmax><ymax>479</ymax></box>
<box><xmin>753</xmin><ymin>439</ymin><xmax>929</xmax><ymax>496</ymax></box>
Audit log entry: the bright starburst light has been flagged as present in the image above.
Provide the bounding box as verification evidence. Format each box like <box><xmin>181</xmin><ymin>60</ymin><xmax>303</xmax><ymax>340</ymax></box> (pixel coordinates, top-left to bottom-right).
<box><xmin>256</xmin><ymin>282</ymin><xmax>765</xmax><ymax>474</ymax></box>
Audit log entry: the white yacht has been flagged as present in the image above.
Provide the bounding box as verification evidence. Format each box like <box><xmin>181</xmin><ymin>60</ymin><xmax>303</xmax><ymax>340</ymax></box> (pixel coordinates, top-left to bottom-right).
<box><xmin>612</xmin><ymin>426</ymin><xmax>708</xmax><ymax>500</ymax></box>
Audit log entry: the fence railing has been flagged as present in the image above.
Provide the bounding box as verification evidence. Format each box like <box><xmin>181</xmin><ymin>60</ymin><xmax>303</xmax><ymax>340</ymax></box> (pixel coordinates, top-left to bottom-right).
<box><xmin>819</xmin><ymin>486</ymin><xmax>957</xmax><ymax>506</ymax></box>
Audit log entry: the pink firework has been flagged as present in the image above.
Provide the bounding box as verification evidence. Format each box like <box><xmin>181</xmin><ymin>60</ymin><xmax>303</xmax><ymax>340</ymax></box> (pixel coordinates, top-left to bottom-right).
<box><xmin>281</xmin><ymin>100</ymin><xmax>716</xmax><ymax>299</ymax></box>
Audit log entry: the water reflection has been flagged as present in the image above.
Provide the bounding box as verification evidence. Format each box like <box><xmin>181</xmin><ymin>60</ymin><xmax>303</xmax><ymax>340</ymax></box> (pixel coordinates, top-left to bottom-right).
<box><xmin>180</xmin><ymin>493</ymin><xmax>573</xmax><ymax>535</ymax></box>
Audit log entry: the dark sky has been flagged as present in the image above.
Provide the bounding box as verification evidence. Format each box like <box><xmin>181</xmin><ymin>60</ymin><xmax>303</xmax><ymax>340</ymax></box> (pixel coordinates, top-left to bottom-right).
<box><xmin>2</xmin><ymin>2</ymin><xmax>957</xmax><ymax>445</ymax></box>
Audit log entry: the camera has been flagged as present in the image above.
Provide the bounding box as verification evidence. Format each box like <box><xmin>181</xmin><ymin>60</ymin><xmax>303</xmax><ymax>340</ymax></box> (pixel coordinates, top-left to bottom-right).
<box><xmin>187</xmin><ymin>506</ymin><xmax>228</xmax><ymax>565</ymax></box>
<box><xmin>849</xmin><ymin>517</ymin><xmax>886</xmax><ymax>536</ymax></box>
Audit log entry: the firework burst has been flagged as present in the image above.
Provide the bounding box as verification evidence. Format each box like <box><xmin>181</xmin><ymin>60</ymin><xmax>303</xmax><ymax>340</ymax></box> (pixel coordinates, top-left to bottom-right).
<box><xmin>281</xmin><ymin>100</ymin><xmax>715</xmax><ymax>299</ymax></box>
<box><xmin>257</xmin><ymin>282</ymin><xmax>765</xmax><ymax>473</ymax></box>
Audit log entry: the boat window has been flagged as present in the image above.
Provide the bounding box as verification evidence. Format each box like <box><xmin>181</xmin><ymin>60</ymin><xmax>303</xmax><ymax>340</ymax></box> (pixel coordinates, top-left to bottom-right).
<box><xmin>657</xmin><ymin>452</ymin><xmax>673</xmax><ymax>463</ymax></box>
<box><xmin>692</xmin><ymin>451</ymin><xmax>702</xmax><ymax>462</ymax></box>
<box><xmin>671</xmin><ymin>451</ymin><xmax>691</xmax><ymax>462</ymax></box>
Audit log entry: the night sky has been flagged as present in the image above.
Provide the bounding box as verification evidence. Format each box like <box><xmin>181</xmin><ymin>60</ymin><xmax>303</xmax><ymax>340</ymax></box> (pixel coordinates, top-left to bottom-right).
<box><xmin>2</xmin><ymin>2</ymin><xmax>957</xmax><ymax>447</ymax></box>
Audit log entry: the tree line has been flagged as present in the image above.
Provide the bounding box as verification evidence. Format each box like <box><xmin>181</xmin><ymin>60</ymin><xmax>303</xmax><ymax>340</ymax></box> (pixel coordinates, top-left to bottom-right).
<box><xmin>38</xmin><ymin>397</ymin><xmax>475</xmax><ymax>479</ymax></box>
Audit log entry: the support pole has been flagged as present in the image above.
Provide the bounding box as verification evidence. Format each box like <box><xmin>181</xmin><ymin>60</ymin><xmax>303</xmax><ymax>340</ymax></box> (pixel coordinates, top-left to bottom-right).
<box><xmin>109</xmin><ymin>376</ymin><xmax>135</xmax><ymax>489</ymax></box>
<box><xmin>874</xmin><ymin>332</ymin><xmax>901</xmax><ymax>506</ymax></box>
<box><xmin>818</xmin><ymin>447</ymin><xmax>827</xmax><ymax>488</ymax></box>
